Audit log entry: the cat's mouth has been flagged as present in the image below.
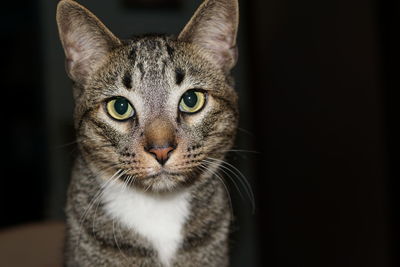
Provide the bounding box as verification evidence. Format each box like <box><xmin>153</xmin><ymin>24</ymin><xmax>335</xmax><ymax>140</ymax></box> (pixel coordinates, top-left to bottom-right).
<box><xmin>118</xmin><ymin>167</ymin><xmax>202</xmax><ymax>192</ymax></box>
<box><xmin>149</xmin><ymin>170</ymin><xmax>186</xmax><ymax>177</ymax></box>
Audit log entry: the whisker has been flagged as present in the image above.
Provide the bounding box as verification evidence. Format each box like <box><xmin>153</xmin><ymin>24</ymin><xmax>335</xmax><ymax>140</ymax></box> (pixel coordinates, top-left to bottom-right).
<box><xmin>113</xmin><ymin>219</ymin><xmax>129</xmax><ymax>264</ymax></box>
<box><xmin>218</xmin><ymin>149</ymin><xmax>259</xmax><ymax>160</ymax></box>
<box><xmin>55</xmin><ymin>136</ymin><xmax>108</xmax><ymax>150</ymax></box>
<box><xmin>92</xmin><ymin>169</ymin><xmax>129</xmax><ymax>235</ymax></box>
<box><xmin>206</xmin><ymin>157</ymin><xmax>255</xmax><ymax>213</ymax></box>
<box><xmin>131</xmin><ymin>174</ymin><xmax>137</xmax><ymax>187</ymax></box>
<box><xmin>144</xmin><ymin>181</ymin><xmax>153</xmax><ymax>192</ymax></box>
<box><xmin>121</xmin><ymin>174</ymin><xmax>133</xmax><ymax>193</ymax></box>
<box><xmin>237</xmin><ymin>127</ymin><xmax>254</xmax><ymax>137</ymax></box>
<box><xmin>53</xmin><ymin>140</ymin><xmax>79</xmax><ymax>150</ymax></box>
<box><xmin>226</xmin><ymin>149</ymin><xmax>259</xmax><ymax>154</ymax></box>
<box><xmin>78</xmin><ymin>168</ymin><xmax>121</xmax><ymax>228</ymax></box>
<box><xmin>198</xmin><ymin>163</ymin><xmax>234</xmax><ymax>220</ymax></box>
<box><xmin>202</xmin><ymin>159</ymin><xmax>245</xmax><ymax>201</ymax></box>
<box><xmin>76</xmin><ymin>167</ymin><xmax>122</xmax><ymax>251</ymax></box>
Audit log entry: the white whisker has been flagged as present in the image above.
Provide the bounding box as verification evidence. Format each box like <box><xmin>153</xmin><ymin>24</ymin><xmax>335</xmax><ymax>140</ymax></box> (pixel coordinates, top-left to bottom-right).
<box><xmin>206</xmin><ymin>157</ymin><xmax>255</xmax><ymax>213</ymax></box>
<box><xmin>92</xmin><ymin>169</ymin><xmax>129</xmax><ymax>234</ymax></box>
<box><xmin>75</xmin><ymin>167</ymin><xmax>122</xmax><ymax>251</ymax></box>
<box><xmin>113</xmin><ymin>219</ymin><xmax>129</xmax><ymax>265</ymax></box>
<box><xmin>202</xmin><ymin>159</ymin><xmax>245</xmax><ymax>201</ymax></box>
<box><xmin>226</xmin><ymin>149</ymin><xmax>259</xmax><ymax>154</ymax></box>
<box><xmin>198</xmin><ymin>163</ymin><xmax>234</xmax><ymax>220</ymax></box>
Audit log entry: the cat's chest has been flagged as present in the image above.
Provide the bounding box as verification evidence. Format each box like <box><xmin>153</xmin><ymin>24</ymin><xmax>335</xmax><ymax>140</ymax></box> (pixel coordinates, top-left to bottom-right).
<box><xmin>101</xmin><ymin>182</ymin><xmax>191</xmax><ymax>267</ymax></box>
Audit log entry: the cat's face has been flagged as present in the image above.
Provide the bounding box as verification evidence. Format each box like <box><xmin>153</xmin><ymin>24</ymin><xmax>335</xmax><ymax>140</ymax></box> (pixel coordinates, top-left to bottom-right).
<box><xmin>57</xmin><ymin>0</ymin><xmax>239</xmax><ymax>192</ymax></box>
<box><xmin>77</xmin><ymin>38</ymin><xmax>238</xmax><ymax>192</ymax></box>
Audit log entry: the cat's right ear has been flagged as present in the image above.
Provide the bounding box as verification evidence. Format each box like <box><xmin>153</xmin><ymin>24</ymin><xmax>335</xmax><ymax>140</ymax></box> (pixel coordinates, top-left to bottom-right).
<box><xmin>56</xmin><ymin>0</ymin><xmax>121</xmax><ymax>84</ymax></box>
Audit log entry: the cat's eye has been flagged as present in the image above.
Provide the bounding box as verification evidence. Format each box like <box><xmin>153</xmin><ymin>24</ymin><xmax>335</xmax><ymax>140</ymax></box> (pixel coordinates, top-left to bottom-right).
<box><xmin>106</xmin><ymin>97</ymin><xmax>135</xmax><ymax>121</ymax></box>
<box><xmin>179</xmin><ymin>90</ymin><xmax>206</xmax><ymax>114</ymax></box>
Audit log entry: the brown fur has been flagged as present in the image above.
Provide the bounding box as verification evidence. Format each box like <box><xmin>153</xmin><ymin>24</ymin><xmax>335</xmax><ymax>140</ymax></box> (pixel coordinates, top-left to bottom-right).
<box><xmin>57</xmin><ymin>0</ymin><xmax>239</xmax><ymax>266</ymax></box>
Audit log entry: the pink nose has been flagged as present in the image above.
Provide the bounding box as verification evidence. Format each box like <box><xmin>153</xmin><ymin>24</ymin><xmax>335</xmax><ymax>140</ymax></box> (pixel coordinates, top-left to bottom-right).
<box><xmin>147</xmin><ymin>146</ymin><xmax>175</xmax><ymax>165</ymax></box>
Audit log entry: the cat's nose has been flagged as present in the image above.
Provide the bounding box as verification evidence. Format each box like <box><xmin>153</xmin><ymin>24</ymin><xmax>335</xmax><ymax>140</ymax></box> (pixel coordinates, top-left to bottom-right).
<box><xmin>144</xmin><ymin>118</ymin><xmax>177</xmax><ymax>165</ymax></box>
<box><xmin>146</xmin><ymin>145</ymin><xmax>175</xmax><ymax>165</ymax></box>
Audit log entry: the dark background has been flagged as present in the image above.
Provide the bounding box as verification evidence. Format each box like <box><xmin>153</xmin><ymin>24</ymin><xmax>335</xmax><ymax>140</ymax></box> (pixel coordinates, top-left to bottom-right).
<box><xmin>0</xmin><ymin>0</ymin><xmax>397</xmax><ymax>266</ymax></box>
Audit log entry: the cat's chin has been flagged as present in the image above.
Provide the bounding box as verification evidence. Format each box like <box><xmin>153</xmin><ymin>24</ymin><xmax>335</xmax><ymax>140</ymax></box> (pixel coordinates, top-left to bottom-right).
<box><xmin>142</xmin><ymin>171</ymin><xmax>194</xmax><ymax>193</ymax></box>
<box><xmin>118</xmin><ymin>169</ymin><xmax>200</xmax><ymax>193</ymax></box>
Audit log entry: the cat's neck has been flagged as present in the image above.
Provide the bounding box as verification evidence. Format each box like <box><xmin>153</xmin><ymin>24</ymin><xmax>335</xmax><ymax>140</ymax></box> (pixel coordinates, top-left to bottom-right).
<box><xmin>69</xmin><ymin>156</ymin><xmax>230</xmax><ymax>265</ymax></box>
<box><xmin>101</xmin><ymin>179</ymin><xmax>191</xmax><ymax>267</ymax></box>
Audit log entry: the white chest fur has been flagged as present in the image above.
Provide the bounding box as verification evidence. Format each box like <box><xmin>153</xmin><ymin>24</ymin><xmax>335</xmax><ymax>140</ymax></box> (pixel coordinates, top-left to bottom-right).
<box><xmin>101</xmin><ymin>182</ymin><xmax>190</xmax><ymax>266</ymax></box>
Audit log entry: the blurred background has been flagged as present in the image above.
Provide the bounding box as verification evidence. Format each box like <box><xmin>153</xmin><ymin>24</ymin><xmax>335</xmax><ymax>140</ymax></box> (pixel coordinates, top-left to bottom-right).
<box><xmin>0</xmin><ymin>0</ymin><xmax>397</xmax><ymax>266</ymax></box>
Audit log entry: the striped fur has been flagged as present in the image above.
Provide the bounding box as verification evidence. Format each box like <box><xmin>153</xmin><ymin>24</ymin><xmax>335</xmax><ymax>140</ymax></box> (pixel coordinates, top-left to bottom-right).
<box><xmin>57</xmin><ymin>0</ymin><xmax>239</xmax><ymax>266</ymax></box>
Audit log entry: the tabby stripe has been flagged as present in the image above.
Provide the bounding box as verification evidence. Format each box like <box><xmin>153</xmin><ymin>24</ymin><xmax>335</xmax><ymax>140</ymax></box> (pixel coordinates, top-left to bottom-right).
<box><xmin>86</xmin><ymin>118</ymin><xmax>121</xmax><ymax>148</ymax></box>
<box><xmin>175</xmin><ymin>67</ymin><xmax>185</xmax><ymax>85</ymax></box>
<box><xmin>161</xmin><ymin>60</ymin><xmax>167</xmax><ymax>76</ymax></box>
<box><xmin>182</xmin><ymin>215</ymin><xmax>228</xmax><ymax>251</ymax></box>
<box><xmin>165</xmin><ymin>42</ymin><xmax>175</xmax><ymax>59</ymax></box>
<box><xmin>209</xmin><ymin>110</ymin><xmax>224</xmax><ymax>117</ymax></box>
<box><xmin>122</xmin><ymin>71</ymin><xmax>132</xmax><ymax>89</ymax></box>
<box><xmin>212</xmin><ymin>95</ymin><xmax>238</xmax><ymax>115</ymax></box>
<box><xmin>80</xmin><ymin>145</ymin><xmax>114</xmax><ymax>167</ymax></box>
<box><xmin>205</xmin><ymin>132</ymin><xmax>235</xmax><ymax>139</ymax></box>
<box><xmin>77</xmin><ymin>107</ymin><xmax>95</xmax><ymax>134</ymax></box>
<box><xmin>137</xmin><ymin>62</ymin><xmax>145</xmax><ymax>80</ymax></box>
<box><xmin>182</xmin><ymin>182</ymin><xmax>228</xmax><ymax>250</ymax></box>
<box><xmin>70</xmin><ymin>207</ymin><xmax>154</xmax><ymax>258</ymax></box>
<box><xmin>128</xmin><ymin>47</ymin><xmax>136</xmax><ymax>63</ymax></box>
<box><xmin>89</xmin><ymin>118</ymin><xmax>113</xmax><ymax>135</ymax></box>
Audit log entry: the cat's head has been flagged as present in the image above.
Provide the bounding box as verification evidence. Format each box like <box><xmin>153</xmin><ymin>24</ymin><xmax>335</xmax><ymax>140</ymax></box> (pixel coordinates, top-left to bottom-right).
<box><xmin>57</xmin><ymin>0</ymin><xmax>239</xmax><ymax>193</ymax></box>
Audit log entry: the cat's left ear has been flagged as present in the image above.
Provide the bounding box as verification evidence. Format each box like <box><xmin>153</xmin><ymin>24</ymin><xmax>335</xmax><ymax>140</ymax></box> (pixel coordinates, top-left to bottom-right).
<box><xmin>178</xmin><ymin>0</ymin><xmax>239</xmax><ymax>72</ymax></box>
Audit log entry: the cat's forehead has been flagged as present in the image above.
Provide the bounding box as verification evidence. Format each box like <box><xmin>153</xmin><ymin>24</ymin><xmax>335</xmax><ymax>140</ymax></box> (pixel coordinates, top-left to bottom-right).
<box><xmin>128</xmin><ymin>38</ymin><xmax>176</xmax><ymax>90</ymax></box>
<box><xmin>101</xmin><ymin>36</ymin><xmax>213</xmax><ymax>93</ymax></box>
<box><xmin>128</xmin><ymin>36</ymin><xmax>173</xmax><ymax>62</ymax></box>
<box><xmin>119</xmin><ymin>39</ymin><xmax>179</xmax><ymax>99</ymax></box>
<box><xmin>89</xmin><ymin>35</ymin><xmax>224</xmax><ymax>109</ymax></box>
<box><xmin>87</xmin><ymin>37</ymin><xmax>193</xmax><ymax>114</ymax></box>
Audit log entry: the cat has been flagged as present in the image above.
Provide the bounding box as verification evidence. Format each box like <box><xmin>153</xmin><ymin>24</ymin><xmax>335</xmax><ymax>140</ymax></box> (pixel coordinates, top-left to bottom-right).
<box><xmin>56</xmin><ymin>0</ymin><xmax>239</xmax><ymax>266</ymax></box>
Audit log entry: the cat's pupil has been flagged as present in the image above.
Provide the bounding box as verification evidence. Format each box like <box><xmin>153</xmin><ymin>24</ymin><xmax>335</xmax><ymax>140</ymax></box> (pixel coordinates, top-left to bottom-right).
<box><xmin>114</xmin><ymin>98</ymin><xmax>129</xmax><ymax>115</ymax></box>
<box><xmin>183</xmin><ymin>91</ymin><xmax>198</xmax><ymax>108</ymax></box>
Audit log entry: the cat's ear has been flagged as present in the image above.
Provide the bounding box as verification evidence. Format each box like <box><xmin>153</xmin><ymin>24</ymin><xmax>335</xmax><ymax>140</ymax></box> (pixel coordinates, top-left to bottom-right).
<box><xmin>56</xmin><ymin>0</ymin><xmax>121</xmax><ymax>84</ymax></box>
<box><xmin>178</xmin><ymin>0</ymin><xmax>239</xmax><ymax>72</ymax></box>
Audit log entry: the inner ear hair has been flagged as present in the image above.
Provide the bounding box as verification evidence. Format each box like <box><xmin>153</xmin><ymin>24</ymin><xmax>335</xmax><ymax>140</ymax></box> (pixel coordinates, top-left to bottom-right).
<box><xmin>178</xmin><ymin>0</ymin><xmax>239</xmax><ymax>72</ymax></box>
<box><xmin>56</xmin><ymin>0</ymin><xmax>121</xmax><ymax>84</ymax></box>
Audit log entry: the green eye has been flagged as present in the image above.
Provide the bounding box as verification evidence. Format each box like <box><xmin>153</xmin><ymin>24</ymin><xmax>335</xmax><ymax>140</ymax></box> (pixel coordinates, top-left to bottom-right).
<box><xmin>106</xmin><ymin>97</ymin><xmax>135</xmax><ymax>121</ymax></box>
<box><xmin>179</xmin><ymin>90</ymin><xmax>206</xmax><ymax>113</ymax></box>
